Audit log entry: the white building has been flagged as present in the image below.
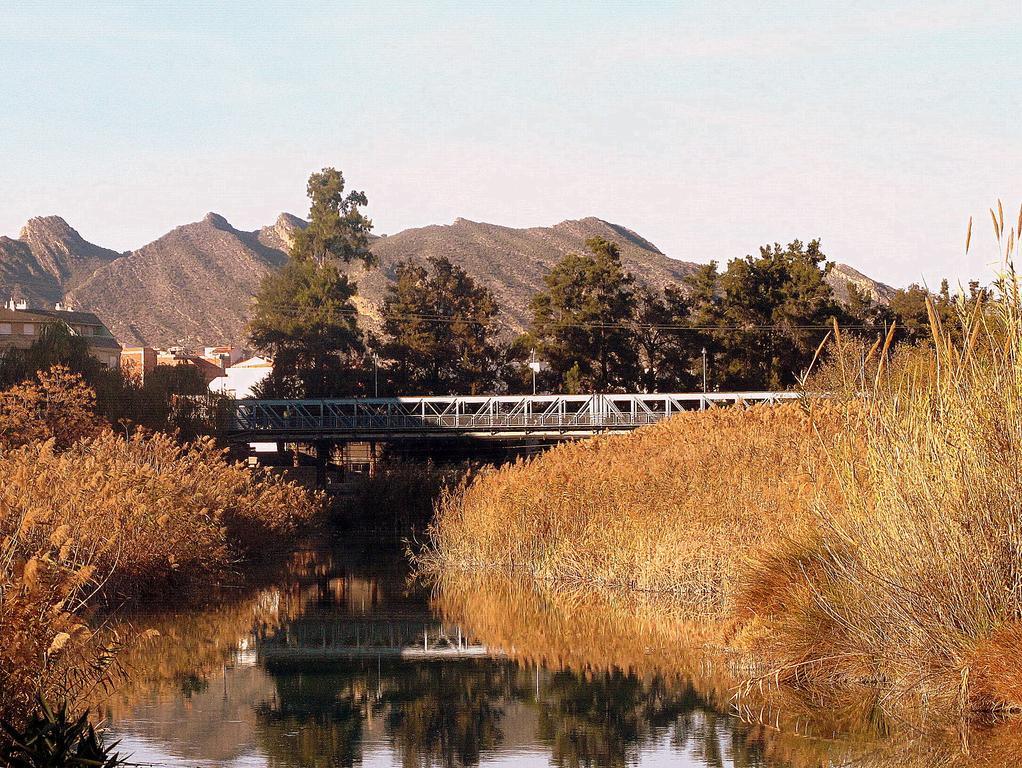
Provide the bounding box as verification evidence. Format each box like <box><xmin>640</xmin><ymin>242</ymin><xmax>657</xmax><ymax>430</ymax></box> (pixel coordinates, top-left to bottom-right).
<box><xmin>208</xmin><ymin>356</ymin><xmax>272</xmax><ymax>399</ymax></box>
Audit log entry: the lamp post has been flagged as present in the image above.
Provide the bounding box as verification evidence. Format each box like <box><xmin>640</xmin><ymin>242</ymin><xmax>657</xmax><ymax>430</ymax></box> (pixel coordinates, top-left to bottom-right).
<box><xmin>701</xmin><ymin>347</ymin><xmax>707</xmax><ymax>394</ymax></box>
<box><xmin>372</xmin><ymin>353</ymin><xmax>379</xmax><ymax>398</ymax></box>
<box><xmin>528</xmin><ymin>349</ymin><xmax>541</xmax><ymax>395</ymax></box>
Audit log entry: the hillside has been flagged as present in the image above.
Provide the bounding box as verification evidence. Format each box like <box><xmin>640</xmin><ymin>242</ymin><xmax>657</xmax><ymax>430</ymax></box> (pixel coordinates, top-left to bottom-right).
<box><xmin>0</xmin><ymin>216</ymin><xmax>121</xmax><ymax>307</ymax></box>
<box><xmin>348</xmin><ymin>217</ymin><xmax>699</xmax><ymax>332</ymax></box>
<box><xmin>829</xmin><ymin>262</ymin><xmax>897</xmax><ymax>304</ymax></box>
<box><xmin>0</xmin><ymin>213</ymin><xmax>895</xmax><ymax>349</ymax></box>
<box><xmin>68</xmin><ymin>213</ymin><xmax>287</xmax><ymax>347</ymax></box>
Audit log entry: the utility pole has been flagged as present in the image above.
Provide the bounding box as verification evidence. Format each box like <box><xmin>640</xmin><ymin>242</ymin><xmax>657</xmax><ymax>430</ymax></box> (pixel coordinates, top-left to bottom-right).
<box><xmin>701</xmin><ymin>347</ymin><xmax>707</xmax><ymax>393</ymax></box>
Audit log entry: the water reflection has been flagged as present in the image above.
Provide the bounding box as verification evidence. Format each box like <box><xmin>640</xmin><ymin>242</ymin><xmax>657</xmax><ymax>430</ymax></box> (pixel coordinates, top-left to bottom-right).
<box><xmin>100</xmin><ymin>540</ymin><xmax>1018</xmax><ymax>768</ymax></box>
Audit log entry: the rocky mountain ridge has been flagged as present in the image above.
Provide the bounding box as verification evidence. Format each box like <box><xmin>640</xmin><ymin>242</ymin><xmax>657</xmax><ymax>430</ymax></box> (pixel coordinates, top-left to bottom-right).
<box><xmin>0</xmin><ymin>213</ymin><xmax>896</xmax><ymax>349</ymax></box>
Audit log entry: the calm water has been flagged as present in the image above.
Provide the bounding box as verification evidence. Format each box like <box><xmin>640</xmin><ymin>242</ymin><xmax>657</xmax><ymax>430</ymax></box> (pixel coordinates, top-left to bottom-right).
<box><xmin>97</xmin><ymin>538</ymin><xmax>944</xmax><ymax>768</ymax></box>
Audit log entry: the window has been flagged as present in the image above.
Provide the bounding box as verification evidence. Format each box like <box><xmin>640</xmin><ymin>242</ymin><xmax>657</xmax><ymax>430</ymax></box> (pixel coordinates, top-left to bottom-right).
<box><xmin>0</xmin><ymin>323</ymin><xmax>10</xmax><ymax>335</ymax></box>
<box><xmin>22</xmin><ymin>323</ymin><xmax>34</xmax><ymax>336</ymax></box>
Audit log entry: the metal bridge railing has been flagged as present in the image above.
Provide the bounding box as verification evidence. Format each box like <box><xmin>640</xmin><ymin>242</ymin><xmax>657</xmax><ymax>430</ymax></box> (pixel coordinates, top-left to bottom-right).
<box><xmin>227</xmin><ymin>392</ymin><xmax>801</xmax><ymax>437</ymax></box>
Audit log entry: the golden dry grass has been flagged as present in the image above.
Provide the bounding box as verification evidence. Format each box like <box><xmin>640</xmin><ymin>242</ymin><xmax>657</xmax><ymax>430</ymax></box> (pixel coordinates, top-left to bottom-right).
<box><xmin>422</xmin><ymin>201</ymin><xmax>1022</xmax><ymax>720</ymax></box>
<box><xmin>746</xmin><ymin>310</ymin><xmax>1022</xmax><ymax>715</ymax></box>
<box><xmin>420</xmin><ymin>402</ymin><xmax>845</xmax><ymax>612</ymax></box>
<box><xmin>0</xmin><ymin>366</ymin><xmax>319</xmax><ymax>722</ymax></box>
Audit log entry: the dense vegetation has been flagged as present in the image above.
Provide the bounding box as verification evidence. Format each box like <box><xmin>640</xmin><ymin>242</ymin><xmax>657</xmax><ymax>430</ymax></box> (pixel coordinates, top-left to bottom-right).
<box><xmin>0</xmin><ymin>365</ymin><xmax>318</xmax><ymax>726</ymax></box>
<box><xmin>0</xmin><ymin>323</ymin><xmax>217</xmax><ymax>437</ymax></box>
<box><xmin>249</xmin><ymin>167</ymin><xmax>375</xmax><ymax>398</ymax></box>
<box><xmin>421</xmin><ymin>205</ymin><xmax>1022</xmax><ymax>719</ymax></box>
<box><xmin>379</xmin><ymin>256</ymin><xmax>501</xmax><ymax>395</ymax></box>
<box><xmin>249</xmin><ymin>169</ymin><xmax>976</xmax><ymax>397</ymax></box>
<box><xmin>420</xmin><ymin>403</ymin><xmax>841</xmax><ymax>603</ymax></box>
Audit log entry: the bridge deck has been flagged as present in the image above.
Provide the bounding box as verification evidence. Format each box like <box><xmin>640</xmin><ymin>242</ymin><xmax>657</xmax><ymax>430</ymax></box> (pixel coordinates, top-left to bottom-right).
<box><xmin>227</xmin><ymin>392</ymin><xmax>800</xmax><ymax>440</ymax></box>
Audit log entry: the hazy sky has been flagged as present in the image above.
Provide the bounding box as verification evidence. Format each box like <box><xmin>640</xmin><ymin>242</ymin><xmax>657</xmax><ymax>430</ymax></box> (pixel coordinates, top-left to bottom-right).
<box><xmin>1</xmin><ymin>1</ymin><xmax>1019</xmax><ymax>288</ymax></box>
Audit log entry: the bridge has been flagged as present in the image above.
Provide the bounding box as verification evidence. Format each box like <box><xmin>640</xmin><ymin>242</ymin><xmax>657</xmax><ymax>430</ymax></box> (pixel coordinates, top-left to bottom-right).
<box><xmin>227</xmin><ymin>391</ymin><xmax>800</xmax><ymax>441</ymax></box>
<box><xmin>258</xmin><ymin>615</ymin><xmax>492</xmax><ymax>664</ymax></box>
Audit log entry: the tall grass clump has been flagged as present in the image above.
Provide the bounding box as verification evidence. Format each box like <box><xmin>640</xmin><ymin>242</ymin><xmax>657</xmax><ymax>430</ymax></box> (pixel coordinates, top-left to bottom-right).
<box><xmin>422</xmin><ymin>202</ymin><xmax>1022</xmax><ymax>720</ymax></box>
<box><xmin>742</xmin><ymin>203</ymin><xmax>1022</xmax><ymax>713</ymax></box>
<box><xmin>420</xmin><ymin>402</ymin><xmax>845</xmax><ymax>611</ymax></box>
<box><xmin>0</xmin><ymin>366</ymin><xmax>319</xmax><ymax>724</ymax></box>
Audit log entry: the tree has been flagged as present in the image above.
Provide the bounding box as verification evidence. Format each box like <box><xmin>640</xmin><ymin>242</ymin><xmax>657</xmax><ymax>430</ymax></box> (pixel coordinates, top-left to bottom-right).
<box><xmin>290</xmin><ymin>168</ymin><xmax>374</xmax><ymax>267</ymax></box>
<box><xmin>715</xmin><ymin>240</ymin><xmax>843</xmax><ymax>389</ymax></box>
<box><xmin>529</xmin><ymin>237</ymin><xmax>639</xmax><ymax>392</ymax></box>
<box><xmin>378</xmin><ymin>256</ymin><xmax>500</xmax><ymax>394</ymax></box>
<box><xmin>249</xmin><ymin>258</ymin><xmax>364</xmax><ymax>397</ymax></box>
<box><xmin>499</xmin><ymin>334</ymin><xmax>540</xmax><ymax>395</ymax></box>
<box><xmin>0</xmin><ymin>323</ymin><xmax>101</xmax><ymax>389</ymax></box>
<box><xmin>845</xmin><ymin>283</ymin><xmax>893</xmax><ymax>336</ymax></box>
<box><xmin>249</xmin><ymin>168</ymin><xmax>373</xmax><ymax>397</ymax></box>
<box><xmin>884</xmin><ymin>280</ymin><xmax>980</xmax><ymax>347</ymax></box>
<box><xmin>633</xmin><ymin>287</ymin><xmax>699</xmax><ymax>392</ymax></box>
<box><xmin>886</xmin><ymin>284</ymin><xmax>937</xmax><ymax>345</ymax></box>
<box><xmin>0</xmin><ymin>366</ymin><xmax>102</xmax><ymax>451</ymax></box>
<box><xmin>681</xmin><ymin>262</ymin><xmax>723</xmax><ymax>391</ymax></box>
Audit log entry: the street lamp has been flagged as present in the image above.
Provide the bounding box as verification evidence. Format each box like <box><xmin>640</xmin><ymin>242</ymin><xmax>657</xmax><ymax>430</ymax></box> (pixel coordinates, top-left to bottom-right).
<box><xmin>701</xmin><ymin>347</ymin><xmax>707</xmax><ymax>394</ymax></box>
<box><xmin>372</xmin><ymin>353</ymin><xmax>379</xmax><ymax>397</ymax></box>
<box><xmin>528</xmin><ymin>348</ymin><xmax>542</xmax><ymax>395</ymax></box>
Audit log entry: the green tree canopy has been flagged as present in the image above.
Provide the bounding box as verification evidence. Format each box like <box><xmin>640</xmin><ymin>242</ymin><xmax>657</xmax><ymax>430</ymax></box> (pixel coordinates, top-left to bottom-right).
<box><xmin>378</xmin><ymin>256</ymin><xmax>500</xmax><ymax>395</ymax></box>
<box><xmin>290</xmin><ymin>168</ymin><xmax>374</xmax><ymax>267</ymax></box>
<box><xmin>844</xmin><ymin>283</ymin><xmax>896</xmax><ymax>338</ymax></box>
<box><xmin>713</xmin><ymin>240</ymin><xmax>843</xmax><ymax>389</ymax></box>
<box><xmin>886</xmin><ymin>283</ymin><xmax>946</xmax><ymax>345</ymax></box>
<box><xmin>0</xmin><ymin>323</ymin><xmax>101</xmax><ymax>388</ymax></box>
<box><xmin>249</xmin><ymin>258</ymin><xmax>363</xmax><ymax>397</ymax></box>
<box><xmin>633</xmin><ymin>286</ymin><xmax>700</xmax><ymax>392</ymax></box>
<box><xmin>529</xmin><ymin>237</ymin><xmax>639</xmax><ymax>392</ymax></box>
<box><xmin>248</xmin><ymin>168</ymin><xmax>373</xmax><ymax>397</ymax></box>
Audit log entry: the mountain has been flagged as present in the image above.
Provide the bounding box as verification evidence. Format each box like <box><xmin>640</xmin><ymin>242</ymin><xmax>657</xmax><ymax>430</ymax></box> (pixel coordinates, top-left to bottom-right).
<box><xmin>19</xmin><ymin>216</ymin><xmax>122</xmax><ymax>289</ymax></box>
<box><xmin>0</xmin><ymin>213</ymin><xmax>896</xmax><ymax>349</ymax></box>
<box><xmin>828</xmin><ymin>262</ymin><xmax>897</xmax><ymax>304</ymax></box>
<box><xmin>0</xmin><ymin>216</ymin><xmax>121</xmax><ymax>307</ymax></box>
<box><xmin>347</xmin><ymin>217</ymin><xmax>699</xmax><ymax>333</ymax></box>
<box><xmin>69</xmin><ymin>213</ymin><xmax>288</xmax><ymax>348</ymax></box>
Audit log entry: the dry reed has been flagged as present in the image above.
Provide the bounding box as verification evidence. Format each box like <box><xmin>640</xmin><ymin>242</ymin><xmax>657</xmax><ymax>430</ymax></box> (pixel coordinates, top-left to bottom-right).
<box><xmin>422</xmin><ymin>201</ymin><xmax>1022</xmax><ymax>719</ymax></box>
<box><xmin>743</xmin><ymin>207</ymin><xmax>1022</xmax><ymax>713</ymax></box>
<box><xmin>0</xmin><ymin>366</ymin><xmax>319</xmax><ymax>722</ymax></box>
<box><xmin>420</xmin><ymin>402</ymin><xmax>845</xmax><ymax>612</ymax></box>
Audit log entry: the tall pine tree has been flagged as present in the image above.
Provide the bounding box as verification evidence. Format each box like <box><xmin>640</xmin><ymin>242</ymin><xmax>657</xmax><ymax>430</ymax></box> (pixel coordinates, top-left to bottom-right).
<box><xmin>529</xmin><ymin>237</ymin><xmax>639</xmax><ymax>392</ymax></box>
<box><xmin>378</xmin><ymin>256</ymin><xmax>500</xmax><ymax>394</ymax></box>
<box><xmin>249</xmin><ymin>168</ymin><xmax>373</xmax><ymax>397</ymax></box>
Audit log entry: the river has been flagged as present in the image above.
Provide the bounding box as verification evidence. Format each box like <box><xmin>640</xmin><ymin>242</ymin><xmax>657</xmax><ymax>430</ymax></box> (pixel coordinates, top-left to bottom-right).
<box><xmin>95</xmin><ymin>535</ymin><xmax>989</xmax><ymax>768</ymax></box>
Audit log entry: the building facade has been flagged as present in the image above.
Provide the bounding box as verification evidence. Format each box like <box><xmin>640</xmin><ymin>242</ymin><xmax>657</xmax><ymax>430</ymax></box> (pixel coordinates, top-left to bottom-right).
<box><xmin>0</xmin><ymin>303</ymin><xmax>122</xmax><ymax>368</ymax></box>
<box><xmin>121</xmin><ymin>346</ymin><xmax>159</xmax><ymax>382</ymax></box>
<box><xmin>208</xmin><ymin>356</ymin><xmax>273</xmax><ymax>399</ymax></box>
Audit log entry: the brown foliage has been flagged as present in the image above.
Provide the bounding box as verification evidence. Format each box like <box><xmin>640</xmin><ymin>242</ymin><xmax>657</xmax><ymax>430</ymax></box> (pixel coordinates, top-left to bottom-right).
<box><xmin>0</xmin><ymin>367</ymin><xmax>319</xmax><ymax>723</ymax></box>
<box><xmin>421</xmin><ymin>402</ymin><xmax>846</xmax><ymax>612</ymax></box>
<box><xmin>423</xmin><ymin>214</ymin><xmax>1022</xmax><ymax>718</ymax></box>
<box><xmin>0</xmin><ymin>365</ymin><xmax>103</xmax><ymax>450</ymax></box>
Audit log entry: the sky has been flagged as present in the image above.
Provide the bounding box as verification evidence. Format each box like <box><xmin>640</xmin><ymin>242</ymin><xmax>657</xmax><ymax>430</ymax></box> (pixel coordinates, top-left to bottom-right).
<box><xmin>1</xmin><ymin>0</ymin><xmax>1019</xmax><ymax>289</ymax></box>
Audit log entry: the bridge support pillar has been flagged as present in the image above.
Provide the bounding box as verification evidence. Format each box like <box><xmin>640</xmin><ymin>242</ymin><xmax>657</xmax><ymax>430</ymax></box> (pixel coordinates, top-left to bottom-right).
<box><xmin>315</xmin><ymin>440</ymin><xmax>330</xmax><ymax>488</ymax></box>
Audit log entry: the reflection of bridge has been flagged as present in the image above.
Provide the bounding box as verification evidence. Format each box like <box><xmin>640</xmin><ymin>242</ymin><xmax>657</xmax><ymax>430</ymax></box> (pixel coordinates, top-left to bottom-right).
<box><xmin>228</xmin><ymin>392</ymin><xmax>799</xmax><ymax>441</ymax></box>
<box><xmin>258</xmin><ymin>616</ymin><xmax>493</xmax><ymax>664</ymax></box>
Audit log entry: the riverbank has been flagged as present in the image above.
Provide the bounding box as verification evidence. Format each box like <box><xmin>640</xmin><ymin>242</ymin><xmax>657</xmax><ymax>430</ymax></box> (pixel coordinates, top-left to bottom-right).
<box><xmin>419</xmin><ymin>402</ymin><xmax>845</xmax><ymax>609</ymax></box>
<box><xmin>0</xmin><ymin>366</ymin><xmax>320</xmax><ymax>724</ymax></box>
<box><xmin>420</xmin><ymin>294</ymin><xmax>1022</xmax><ymax>718</ymax></box>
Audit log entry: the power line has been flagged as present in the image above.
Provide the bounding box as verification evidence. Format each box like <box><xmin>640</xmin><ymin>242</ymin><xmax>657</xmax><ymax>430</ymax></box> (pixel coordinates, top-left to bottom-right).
<box><xmin>245</xmin><ymin>301</ymin><xmax>876</xmax><ymax>334</ymax></box>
